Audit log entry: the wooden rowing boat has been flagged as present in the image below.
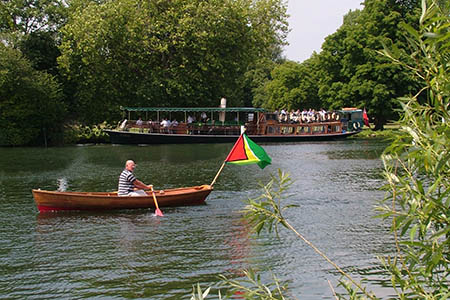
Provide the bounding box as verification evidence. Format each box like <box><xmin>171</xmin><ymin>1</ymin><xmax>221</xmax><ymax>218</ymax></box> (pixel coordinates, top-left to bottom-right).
<box><xmin>32</xmin><ymin>185</ymin><xmax>213</xmax><ymax>213</ymax></box>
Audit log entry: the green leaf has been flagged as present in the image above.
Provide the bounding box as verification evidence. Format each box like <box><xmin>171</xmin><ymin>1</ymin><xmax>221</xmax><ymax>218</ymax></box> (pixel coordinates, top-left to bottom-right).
<box><xmin>420</xmin><ymin>0</ymin><xmax>427</xmax><ymax>24</ymax></box>
<box><xmin>410</xmin><ymin>224</ymin><xmax>418</xmax><ymax>241</ymax></box>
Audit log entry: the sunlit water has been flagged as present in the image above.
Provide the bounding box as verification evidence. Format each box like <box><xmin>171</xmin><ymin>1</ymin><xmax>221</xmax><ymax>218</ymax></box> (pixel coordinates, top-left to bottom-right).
<box><xmin>0</xmin><ymin>140</ymin><xmax>396</xmax><ymax>299</ymax></box>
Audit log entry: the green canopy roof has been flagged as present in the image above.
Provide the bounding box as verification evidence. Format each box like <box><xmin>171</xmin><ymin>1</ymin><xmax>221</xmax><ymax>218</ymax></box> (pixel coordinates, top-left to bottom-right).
<box><xmin>120</xmin><ymin>106</ymin><xmax>267</xmax><ymax>113</ymax></box>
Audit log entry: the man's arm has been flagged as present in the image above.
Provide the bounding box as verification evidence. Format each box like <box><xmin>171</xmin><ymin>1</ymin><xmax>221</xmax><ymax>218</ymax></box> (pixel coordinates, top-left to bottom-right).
<box><xmin>133</xmin><ymin>179</ymin><xmax>152</xmax><ymax>190</ymax></box>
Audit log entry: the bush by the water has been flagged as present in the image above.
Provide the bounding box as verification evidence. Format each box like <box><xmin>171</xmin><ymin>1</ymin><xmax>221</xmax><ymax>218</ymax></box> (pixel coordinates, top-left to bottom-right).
<box><xmin>63</xmin><ymin>122</ymin><xmax>111</xmax><ymax>144</ymax></box>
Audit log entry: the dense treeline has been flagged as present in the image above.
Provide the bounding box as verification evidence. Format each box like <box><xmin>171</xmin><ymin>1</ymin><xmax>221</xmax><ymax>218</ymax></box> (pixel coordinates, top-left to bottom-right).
<box><xmin>0</xmin><ymin>0</ymin><xmax>288</xmax><ymax>145</ymax></box>
<box><xmin>257</xmin><ymin>0</ymin><xmax>426</xmax><ymax>130</ymax></box>
<box><xmin>0</xmin><ymin>0</ymin><xmax>443</xmax><ymax>145</ymax></box>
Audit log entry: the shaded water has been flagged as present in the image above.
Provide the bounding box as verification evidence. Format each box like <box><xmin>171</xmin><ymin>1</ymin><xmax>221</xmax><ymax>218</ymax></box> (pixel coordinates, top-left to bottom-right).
<box><xmin>0</xmin><ymin>140</ymin><xmax>395</xmax><ymax>299</ymax></box>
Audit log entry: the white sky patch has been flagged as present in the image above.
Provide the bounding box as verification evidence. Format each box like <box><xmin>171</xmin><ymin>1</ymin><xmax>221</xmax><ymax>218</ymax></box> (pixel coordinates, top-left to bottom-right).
<box><xmin>284</xmin><ymin>0</ymin><xmax>363</xmax><ymax>62</ymax></box>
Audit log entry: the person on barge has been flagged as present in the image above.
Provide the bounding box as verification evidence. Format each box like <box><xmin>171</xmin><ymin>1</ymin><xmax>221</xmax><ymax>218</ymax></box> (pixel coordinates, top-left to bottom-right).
<box><xmin>136</xmin><ymin>117</ymin><xmax>144</xmax><ymax>132</ymax></box>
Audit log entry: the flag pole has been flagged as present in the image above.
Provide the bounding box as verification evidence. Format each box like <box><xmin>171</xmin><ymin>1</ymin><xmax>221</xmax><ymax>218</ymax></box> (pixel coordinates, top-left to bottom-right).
<box><xmin>210</xmin><ymin>161</ymin><xmax>226</xmax><ymax>187</ymax></box>
<box><xmin>210</xmin><ymin>129</ymin><xmax>246</xmax><ymax>187</ymax></box>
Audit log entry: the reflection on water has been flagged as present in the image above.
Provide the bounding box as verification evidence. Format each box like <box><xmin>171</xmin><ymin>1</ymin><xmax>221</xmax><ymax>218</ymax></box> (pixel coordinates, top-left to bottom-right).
<box><xmin>0</xmin><ymin>140</ymin><xmax>397</xmax><ymax>299</ymax></box>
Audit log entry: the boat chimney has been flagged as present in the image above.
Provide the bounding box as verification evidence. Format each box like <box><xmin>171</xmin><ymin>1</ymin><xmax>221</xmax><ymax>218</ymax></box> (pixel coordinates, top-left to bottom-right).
<box><xmin>219</xmin><ymin>97</ymin><xmax>226</xmax><ymax>124</ymax></box>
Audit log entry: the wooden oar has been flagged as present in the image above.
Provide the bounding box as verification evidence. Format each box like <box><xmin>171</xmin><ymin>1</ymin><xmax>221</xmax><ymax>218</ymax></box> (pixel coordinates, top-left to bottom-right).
<box><xmin>150</xmin><ymin>186</ymin><xmax>163</xmax><ymax>217</ymax></box>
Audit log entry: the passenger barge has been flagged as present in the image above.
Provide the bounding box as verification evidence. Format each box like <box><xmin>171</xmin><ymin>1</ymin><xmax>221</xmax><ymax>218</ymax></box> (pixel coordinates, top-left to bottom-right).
<box><xmin>104</xmin><ymin>106</ymin><xmax>364</xmax><ymax>144</ymax></box>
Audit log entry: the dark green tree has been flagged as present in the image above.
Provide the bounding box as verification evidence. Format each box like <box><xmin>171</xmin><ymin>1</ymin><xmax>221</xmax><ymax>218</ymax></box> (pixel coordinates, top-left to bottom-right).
<box><xmin>256</xmin><ymin>54</ymin><xmax>322</xmax><ymax>111</ymax></box>
<box><xmin>243</xmin><ymin>44</ymin><xmax>287</xmax><ymax>108</ymax></box>
<box><xmin>318</xmin><ymin>0</ymin><xmax>422</xmax><ymax>130</ymax></box>
<box><xmin>0</xmin><ymin>0</ymin><xmax>73</xmax><ymax>145</ymax></box>
<box><xmin>18</xmin><ymin>31</ymin><xmax>61</xmax><ymax>75</ymax></box>
<box><xmin>0</xmin><ymin>44</ymin><xmax>65</xmax><ymax>146</ymax></box>
<box><xmin>243</xmin><ymin>58</ymin><xmax>278</xmax><ymax>108</ymax></box>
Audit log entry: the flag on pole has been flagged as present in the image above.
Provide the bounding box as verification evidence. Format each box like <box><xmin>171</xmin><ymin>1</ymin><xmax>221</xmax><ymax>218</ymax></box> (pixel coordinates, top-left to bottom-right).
<box><xmin>363</xmin><ymin>108</ymin><xmax>369</xmax><ymax>127</ymax></box>
<box><xmin>225</xmin><ymin>133</ymin><xmax>271</xmax><ymax>169</ymax></box>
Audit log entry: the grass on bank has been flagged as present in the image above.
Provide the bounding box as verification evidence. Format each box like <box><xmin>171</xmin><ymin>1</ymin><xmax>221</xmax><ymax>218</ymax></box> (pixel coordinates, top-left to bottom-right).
<box><xmin>353</xmin><ymin>123</ymin><xmax>400</xmax><ymax>140</ymax></box>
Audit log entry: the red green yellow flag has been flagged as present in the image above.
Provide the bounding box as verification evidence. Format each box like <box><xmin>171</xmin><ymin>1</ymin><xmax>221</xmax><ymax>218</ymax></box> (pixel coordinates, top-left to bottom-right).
<box><xmin>225</xmin><ymin>133</ymin><xmax>271</xmax><ymax>169</ymax></box>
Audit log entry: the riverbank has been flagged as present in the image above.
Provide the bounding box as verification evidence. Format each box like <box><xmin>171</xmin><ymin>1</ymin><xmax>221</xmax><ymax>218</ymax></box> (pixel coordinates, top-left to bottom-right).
<box><xmin>64</xmin><ymin>122</ymin><xmax>111</xmax><ymax>144</ymax></box>
<box><xmin>63</xmin><ymin>122</ymin><xmax>400</xmax><ymax>145</ymax></box>
<box><xmin>352</xmin><ymin>123</ymin><xmax>400</xmax><ymax>141</ymax></box>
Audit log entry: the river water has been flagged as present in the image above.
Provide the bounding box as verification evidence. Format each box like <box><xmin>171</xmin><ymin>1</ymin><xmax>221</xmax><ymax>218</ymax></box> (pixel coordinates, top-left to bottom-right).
<box><xmin>0</xmin><ymin>140</ymin><xmax>395</xmax><ymax>299</ymax></box>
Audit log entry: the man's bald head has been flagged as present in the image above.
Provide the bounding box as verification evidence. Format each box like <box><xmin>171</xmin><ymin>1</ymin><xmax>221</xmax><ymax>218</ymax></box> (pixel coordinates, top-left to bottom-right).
<box><xmin>125</xmin><ymin>160</ymin><xmax>136</xmax><ymax>171</ymax></box>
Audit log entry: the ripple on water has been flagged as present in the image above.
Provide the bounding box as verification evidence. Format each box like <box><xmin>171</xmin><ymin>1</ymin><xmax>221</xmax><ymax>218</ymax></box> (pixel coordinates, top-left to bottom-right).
<box><xmin>0</xmin><ymin>141</ymin><xmax>395</xmax><ymax>299</ymax></box>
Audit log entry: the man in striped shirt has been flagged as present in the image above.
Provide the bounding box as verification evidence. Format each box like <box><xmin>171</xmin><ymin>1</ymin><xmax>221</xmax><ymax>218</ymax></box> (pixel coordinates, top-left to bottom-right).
<box><xmin>118</xmin><ymin>160</ymin><xmax>152</xmax><ymax>196</ymax></box>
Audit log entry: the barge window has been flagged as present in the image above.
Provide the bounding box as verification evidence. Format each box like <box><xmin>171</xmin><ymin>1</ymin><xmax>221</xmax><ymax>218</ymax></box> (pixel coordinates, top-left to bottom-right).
<box><xmin>296</xmin><ymin>126</ymin><xmax>310</xmax><ymax>134</ymax></box>
<box><xmin>313</xmin><ymin>126</ymin><xmax>325</xmax><ymax>133</ymax></box>
<box><xmin>266</xmin><ymin>126</ymin><xmax>279</xmax><ymax>134</ymax></box>
<box><xmin>281</xmin><ymin>126</ymin><xmax>293</xmax><ymax>134</ymax></box>
<box><xmin>351</xmin><ymin>111</ymin><xmax>363</xmax><ymax>121</ymax></box>
<box><xmin>265</xmin><ymin>113</ymin><xmax>278</xmax><ymax>121</ymax></box>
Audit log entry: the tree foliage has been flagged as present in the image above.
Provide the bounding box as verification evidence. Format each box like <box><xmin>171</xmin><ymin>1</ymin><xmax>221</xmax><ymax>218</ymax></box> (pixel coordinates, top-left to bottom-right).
<box><xmin>0</xmin><ymin>44</ymin><xmax>65</xmax><ymax>146</ymax></box>
<box><xmin>250</xmin><ymin>0</ymin><xmax>425</xmax><ymax>128</ymax></box>
<box><xmin>0</xmin><ymin>0</ymin><xmax>69</xmax><ymax>146</ymax></box>
<box><xmin>58</xmin><ymin>0</ymin><xmax>289</xmax><ymax>123</ymax></box>
<box><xmin>243</xmin><ymin>57</ymin><xmax>279</xmax><ymax>108</ymax></box>
<box><xmin>318</xmin><ymin>0</ymin><xmax>422</xmax><ymax>130</ymax></box>
<box><xmin>18</xmin><ymin>31</ymin><xmax>61</xmax><ymax>75</ymax></box>
<box><xmin>377</xmin><ymin>0</ymin><xmax>449</xmax><ymax>297</ymax></box>
<box><xmin>0</xmin><ymin>0</ymin><xmax>67</xmax><ymax>34</ymax></box>
<box><xmin>0</xmin><ymin>0</ymin><xmax>442</xmax><ymax>145</ymax></box>
<box><xmin>255</xmin><ymin>54</ymin><xmax>321</xmax><ymax>110</ymax></box>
